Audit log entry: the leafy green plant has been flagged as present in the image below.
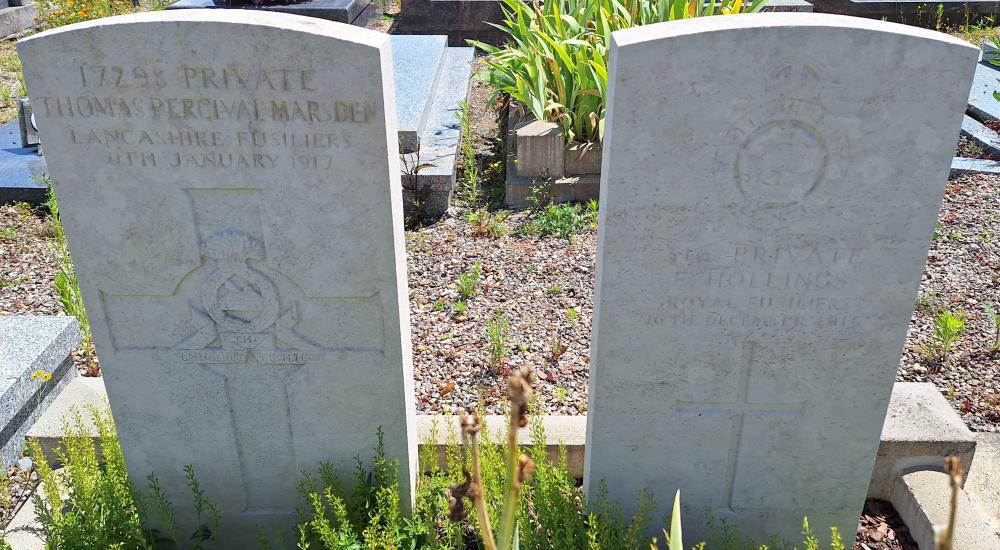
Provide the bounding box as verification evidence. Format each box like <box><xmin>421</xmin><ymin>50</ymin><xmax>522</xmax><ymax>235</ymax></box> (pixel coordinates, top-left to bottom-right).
<box><xmin>549</xmin><ymin>336</ymin><xmax>567</xmax><ymax>362</ymax></box>
<box><xmin>457</xmin><ymin>263</ymin><xmax>482</xmax><ymax>300</ymax></box>
<box><xmin>453</xmin><ymin>300</ymin><xmax>468</xmax><ymax>317</ymax></box>
<box><xmin>555</xmin><ymin>386</ymin><xmax>568</xmax><ymax>403</ymax></box>
<box><xmin>472</xmin><ymin>0</ymin><xmax>763</xmax><ymax>144</ymax></box>
<box><xmin>30</xmin><ymin>407</ymin><xmax>151</xmax><ymax>549</ymax></box>
<box><xmin>925</xmin><ymin>310</ymin><xmax>966</xmax><ymax>362</ymax></box>
<box><xmin>543</xmin><ymin>284</ymin><xmax>564</xmax><ymax>297</ymax></box>
<box><xmin>26</xmin><ymin>401</ymin><xmax>874</xmax><ymax>550</ymax></box>
<box><xmin>486</xmin><ymin>310</ymin><xmax>511</xmax><ymax>369</ymax></box>
<box><xmin>457</xmin><ymin>99</ymin><xmax>482</xmax><ymax>205</ymax></box>
<box><xmin>983</xmin><ymin>303</ymin><xmax>1000</xmax><ymax>352</ymax></box>
<box><xmin>566</xmin><ymin>307</ymin><xmax>579</xmax><ymax>326</ymax></box>
<box><xmin>28</xmin><ymin>407</ymin><xmax>223</xmax><ymax>550</ymax></box>
<box><xmin>467</xmin><ymin>208</ymin><xmax>509</xmax><ymax>239</ymax></box>
<box><xmin>519</xmin><ymin>200</ymin><xmax>598</xmax><ymax>239</ymax></box>
<box><xmin>292</xmin><ymin>428</ymin><xmax>413</xmax><ymax>549</ymax></box>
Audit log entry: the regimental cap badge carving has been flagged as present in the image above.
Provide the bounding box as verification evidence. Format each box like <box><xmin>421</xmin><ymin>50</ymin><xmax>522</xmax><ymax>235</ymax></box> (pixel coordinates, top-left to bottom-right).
<box><xmin>173</xmin><ymin>228</ymin><xmax>324</xmax><ymax>366</ymax></box>
<box><xmin>202</xmin><ymin>229</ymin><xmax>264</xmax><ymax>264</ymax></box>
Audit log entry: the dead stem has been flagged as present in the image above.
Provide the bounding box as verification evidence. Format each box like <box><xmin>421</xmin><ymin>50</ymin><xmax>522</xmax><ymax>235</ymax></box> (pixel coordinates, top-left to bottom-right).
<box><xmin>461</xmin><ymin>412</ymin><xmax>497</xmax><ymax>550</ymax></box>
<box><xmin>936</xmin><ymin>456</ymin><xmax>963</xmax><ymax>550</ymax></box>
<box><xmin>498</xmin><ymin>366</ymin><xmax>536</xmax><ymax>550</ymax></box>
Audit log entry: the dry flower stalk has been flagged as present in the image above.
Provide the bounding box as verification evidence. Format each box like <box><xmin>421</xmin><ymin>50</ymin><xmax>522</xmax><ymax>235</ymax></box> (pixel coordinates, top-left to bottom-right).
<box><xmin>935</xmin><ymin>455</ymin><xmax>963</xmax><ymax>550</ymax></box>
<box><xmin>448</xmin><ymin>366</ymin><xmax>537</xmax><ymax>550</ymax></box>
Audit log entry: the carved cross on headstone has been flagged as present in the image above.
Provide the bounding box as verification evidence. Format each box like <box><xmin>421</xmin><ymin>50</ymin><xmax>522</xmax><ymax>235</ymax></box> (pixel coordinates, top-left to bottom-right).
<box><xmin>676</xmin><ymin>341</ymin><xmax>807</xmax><ymax>512</ymax></box>
<box><xmin>98</xmin><ymin>187</ymin><xmax>382</xmax><ymax>513</ymax></box>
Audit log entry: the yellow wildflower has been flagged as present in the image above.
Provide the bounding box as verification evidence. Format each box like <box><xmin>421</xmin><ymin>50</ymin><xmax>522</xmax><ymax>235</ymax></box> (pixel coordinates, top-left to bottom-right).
<box><xmin>30</xmin><ymin>370</ymin><xmax>52</xmax><ymax>382</ymax></box>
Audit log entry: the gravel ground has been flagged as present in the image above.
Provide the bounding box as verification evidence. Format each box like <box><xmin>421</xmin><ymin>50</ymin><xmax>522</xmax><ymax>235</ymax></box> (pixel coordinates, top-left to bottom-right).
<box><xmin>897</xmin><ymin>172</ymin><xmax>1000</xmax><ymax>432</ymax></box>
<box><xmin>408</xmin><ymin>213</ymin><xmax>595</xmax><ymax>415</ymax></box>
<box><xmin>854</xmin><ymin>500</ymin><xmax>918</xmax><ymax>550</ymax></box>
<box><xmin>0</xmin><ymin>203</ymin><xmax>62</xmax><ymax>317</ymax></box>
<box><xmin>0</xmin><ymin>39</ymin><xmax>21</xmax><ymax>126</ymax></box>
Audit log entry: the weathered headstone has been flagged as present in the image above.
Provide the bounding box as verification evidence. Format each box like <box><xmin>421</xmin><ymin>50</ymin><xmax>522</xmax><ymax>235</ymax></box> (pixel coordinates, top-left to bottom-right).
<box><xmin>584</xmin><ymin>13</ymin><xmax>977</xmax><ymax>543</ymax></box>
<box><xmin>18</xmin><ymin>11</ymin><xmax>415</xmax><ymax>543</ymax></box>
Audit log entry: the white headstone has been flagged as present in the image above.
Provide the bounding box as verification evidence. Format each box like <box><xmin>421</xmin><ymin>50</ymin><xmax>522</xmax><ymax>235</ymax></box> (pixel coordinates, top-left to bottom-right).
<box><xmin>18</xmin><ymin>11</ymin><xmax>415</xmax><ymax>543</ymax></box>
<box><xmin>584</xmin><ymin>13</ymin><xmax>977</xmax><ymax>543</ymax></box>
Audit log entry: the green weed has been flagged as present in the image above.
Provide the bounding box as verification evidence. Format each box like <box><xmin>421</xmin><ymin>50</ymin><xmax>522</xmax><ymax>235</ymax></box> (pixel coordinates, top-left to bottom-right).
<box><xmin>543</xmin><ymin>284</ymin><xmax>564</xmax><ymax>297</ymax></box>
<box><xmin>916</xmin><ymin>292</ymin><xmax>944</xmax><ymax>316</ymax></box>
<box><xmin>983</xmin><ymin>304</ymin><xmax>1000</xmax><ymax>352</ymax></box>
<box><xmin>519</xmin><ymin>200</ymin><xmax>598</xmax><ymax>239</ymax></box>
<box><xmin>550</xmin><ymin>336</ymin><xmax>567</xmax><ymax>362</ymax></box>
<box><xmin>925</xmin><ymin>311</ymin><xmax>966</xmax><ymax>362</ymax></box>
<box><xmin>466</xmin><ymin>208</ymin><xmax>508</xmax><ymax>239</ymax></box>
<box><xmin>457</xmin><ymin>263</ymin><xmax>482</xmax><ymax>300</ymax></box>
<box><xmin>486</xmin><ymin>310</ymin><xmax>510</xmax><ymax>369</ymax></box>
<box><xmin>566</xmin><ymin>307</ymin><xmax>579</xmax><ymax>326</ymax></box>
<box><xmin>457</xmin><ymin>99</ymin><xmax>481</xmax><ymax>205</ymax></box>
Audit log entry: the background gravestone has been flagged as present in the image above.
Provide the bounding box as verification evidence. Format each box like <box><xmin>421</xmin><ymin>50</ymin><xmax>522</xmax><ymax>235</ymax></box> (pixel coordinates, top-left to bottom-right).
<box><xmin>18</xmin><ymin>11</ymin><xmax>415</xmax><ymax>544</ymax></box>
<box><xmin>584</xmin><ymin>13</ymin><xmax>977</xmax><ymax>543</ymax></box>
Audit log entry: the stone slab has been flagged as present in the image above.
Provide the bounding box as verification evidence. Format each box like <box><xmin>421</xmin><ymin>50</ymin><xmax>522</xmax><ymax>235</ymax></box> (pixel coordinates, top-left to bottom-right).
<box><xmin>961</xmin><ymin>114</ymin><xmax>1000</xmax><ymax>157</ymax></box>
<box><xmin>950</xmin><ymin>156</ymin><xmax>1000</xmax><ymax>176</ymax></box>
<box><xmin>166</xmin><ymin>0</ymin><xmax>374</xmax><ymax>25</ymax></box>
<box><xmin>585</xmin><ymin>13</ymin><xmax>978</xmax><ymax>543</ymax></box>
<box><xmin>0</xmin><ymin>316</ymin><xmax>79</xmax><ymax>466</ymax></box>
<box><xmin>0</xmin><ymin>3</ymin><xmax>37</xmax><ymax>39</ymax></box>
<box><xmin>18</xmin><ymin>11</ymin><xmax>415</xmax><ymax>545</ymax></box>
<box><xmin>0</xmin><ymin>120</ymin><xmax>47</xmax><ymax>205</ymax></box>
<box><xmin>390</xmin><ymin>34</ymin><xmax>447</xmax><ymax>152</ymax></box>
<box><xmin>869</xmin><ymin>383</ymin><xmax>977</xmax><ymax>500</ymax></box>
<box><xmin>892</xmin><ymin>470</ymin><xmax>1000</xmax><ymax>550</ymax></box>
<box><xmin>966</xmin><ymin>59</ymin><xmax>1000</xmax><ymax>122</ymax></box>
<box><xmin>401</xmin><ymin>44</ymin><xmax>473</xmax><ymax>216</ymax></box>
<box><xmin>395</xmin><ymin>0</ymin><xmax>506</xmax><ymax>46</ymax></box>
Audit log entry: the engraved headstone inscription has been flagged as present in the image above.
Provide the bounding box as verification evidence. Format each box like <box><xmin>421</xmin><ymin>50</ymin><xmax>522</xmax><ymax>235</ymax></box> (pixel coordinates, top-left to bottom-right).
<box><xmin>18</xmin><ymin>11</ymin><xmax>415</xmax><ymax>544</ymax></box>
<box><xmin>584</xmin><ymin>13</ymin><xmax>978</xmax><ymax>543</ymax></box>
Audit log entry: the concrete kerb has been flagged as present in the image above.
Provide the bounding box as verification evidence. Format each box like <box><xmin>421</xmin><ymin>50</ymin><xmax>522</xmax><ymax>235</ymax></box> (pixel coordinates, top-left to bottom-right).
<box><xmin>26</xmin><ymin>380</ymin><xmax>981</xmax><ymax>485</ymax></box>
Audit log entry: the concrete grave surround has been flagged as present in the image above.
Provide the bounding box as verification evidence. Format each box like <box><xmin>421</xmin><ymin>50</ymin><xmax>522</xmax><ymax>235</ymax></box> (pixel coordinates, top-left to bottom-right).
<box><xmin>585</xmin><ymin>13</ymin><xmax>977</xmax><ymax>543</ymax></box>
<box><xmin>18</xmin><ymin>11</ymin><xmax>415</xmax><ymax>544</ymax></box>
